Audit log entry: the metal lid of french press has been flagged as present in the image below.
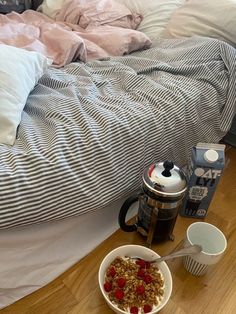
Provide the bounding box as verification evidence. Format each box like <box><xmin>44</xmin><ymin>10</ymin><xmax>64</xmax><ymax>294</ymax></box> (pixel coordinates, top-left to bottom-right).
<box><xmin>142</xmin><ymin>160</ymin><xmax>187</xmax><ymax>198</ymax></box>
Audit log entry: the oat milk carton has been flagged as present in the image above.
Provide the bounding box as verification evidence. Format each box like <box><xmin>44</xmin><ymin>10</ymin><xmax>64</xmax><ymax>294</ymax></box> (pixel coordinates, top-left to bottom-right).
<box><xmin>180</xmin><ymin>143</ymin><xmax>225</xmax><ymax>218</ymax></box>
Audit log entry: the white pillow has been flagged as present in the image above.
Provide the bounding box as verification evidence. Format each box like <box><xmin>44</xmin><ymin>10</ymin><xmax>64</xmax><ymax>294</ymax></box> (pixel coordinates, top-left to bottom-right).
<box><xmin>0</xmin><ymin>45</ymin><xmax>50</xmax><ymax>146</ymax></box>
<box><xmin>37</xmin><ymin>0</ymin><xmax>66</xmax><ymax>18</ymax></box>
<box><xmin>163</xmin><ymin>0</ymin><xmax>236</xmax><ymax>47</ymax></box>
<box><xmin>115</xmin><ymin>0</ymin><xmax>186</xmax><ymax>41</ymax></box>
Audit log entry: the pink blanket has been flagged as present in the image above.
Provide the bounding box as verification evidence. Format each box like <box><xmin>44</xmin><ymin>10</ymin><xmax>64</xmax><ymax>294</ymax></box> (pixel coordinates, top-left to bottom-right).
<box><xmin>0</xmin><ymin>0</ymin><xmax>151</xmax><ymax>67</ymax></box>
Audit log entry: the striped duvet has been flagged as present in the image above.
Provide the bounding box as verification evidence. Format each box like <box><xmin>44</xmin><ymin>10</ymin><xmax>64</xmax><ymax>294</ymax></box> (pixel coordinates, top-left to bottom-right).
<box><xmin>0</xmin><ymin>37</ymin><xmax>235</xmax><ymax>229</ymax></box>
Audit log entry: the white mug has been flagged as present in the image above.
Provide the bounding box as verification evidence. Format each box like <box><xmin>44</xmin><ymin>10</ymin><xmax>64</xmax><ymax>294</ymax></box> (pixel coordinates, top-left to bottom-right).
<box><xmin>183</xmin><ymin>222</ymin><xmax>227</xmax><ymax>276</ymax></box>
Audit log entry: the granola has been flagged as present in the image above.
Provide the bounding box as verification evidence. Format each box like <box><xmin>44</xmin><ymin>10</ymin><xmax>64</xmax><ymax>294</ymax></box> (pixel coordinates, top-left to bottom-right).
<box><xmin>103</xmin><ymin>256</ymin><xmax>164</xmax><ymax>313</ymax></box>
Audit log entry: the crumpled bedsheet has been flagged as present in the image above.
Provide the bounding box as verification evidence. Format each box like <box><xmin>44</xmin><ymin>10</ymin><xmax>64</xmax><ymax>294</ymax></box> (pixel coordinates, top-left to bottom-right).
<box><xmin>0</xmin><ymin>0</ymin><xmax>151</xmax><ymax>67</ymax></box>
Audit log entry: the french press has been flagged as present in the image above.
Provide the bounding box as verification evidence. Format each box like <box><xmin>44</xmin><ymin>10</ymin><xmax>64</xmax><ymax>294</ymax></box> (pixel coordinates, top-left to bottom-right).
<box><xmin>118</xmin><ymin>161</ymin><xmax>187</xmax><ymax>246</ymax></box>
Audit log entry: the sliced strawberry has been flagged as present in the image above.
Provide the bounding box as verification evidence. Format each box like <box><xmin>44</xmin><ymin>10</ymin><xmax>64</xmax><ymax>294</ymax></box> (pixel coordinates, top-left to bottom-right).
<box><xmin>107</xmin><ymin>266</ymin><xmax>116</xmax><ymax>277</ymax></box>
<box><xmin>144</xmin><ymin>274</ymin><xmax>153</xmax><ymax>284</ymax></box>
<box><xmin>136</xmin><ymin>285</ymin><xmax>145</xmax><ymax>295</ymax></box>
<box><xmin>114</xmin><ymin>289</ymin><xmax>124</xmax><ymax>300</ymax></box>
<box><xmin>135</xmin><ymin>259</ymin><xmax>146</xmax><ymax>268</ymax></box>
<box><xmin>143</xmin><ymin>304</ymin><xmax>152</xmax><ymax>313</ymax></box>
<box><xmin>130</xmin><ymin>306</ymin><xmax>139</xmax><ymax>314</ymax></box>
<box><xmin>103</xmin><ymin>281</ymin><xmax>112</xmax><ymax>292</ymax></box>
<box><xmin>137</xmin><ymin>268</ymin><xmax>146</xmax><ymax>278</ymax></box>
<box><xmin>117</xmin><ymin>277</ymin><xmax>126</xmax><ymax>288</ymax></box>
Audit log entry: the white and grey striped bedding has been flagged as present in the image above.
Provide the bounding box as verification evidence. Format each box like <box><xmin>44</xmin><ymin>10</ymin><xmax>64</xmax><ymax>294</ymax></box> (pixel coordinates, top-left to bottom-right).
<box><xmin>0</xmin><ymin>37</ymin><xmax>235</xmax><ymax>229</ymax></box>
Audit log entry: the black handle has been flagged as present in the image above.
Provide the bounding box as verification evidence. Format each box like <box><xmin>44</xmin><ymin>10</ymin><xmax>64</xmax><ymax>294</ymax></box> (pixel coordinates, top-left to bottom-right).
<box><xmin>162</xmin><ymin>160</ymin><xmax>174</xmax><ymax>177</ymax></box>
<box><xmin>118</xmin><ymin>192</ymin><xmax>140</xmax><ymax>232</ymax></box>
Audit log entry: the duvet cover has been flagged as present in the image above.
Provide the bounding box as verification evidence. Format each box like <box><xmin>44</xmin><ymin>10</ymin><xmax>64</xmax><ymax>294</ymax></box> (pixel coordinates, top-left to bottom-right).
<box><xmin>0</xmin><ymin>37</ymin><xmax>235</xmax><ymax>229</ymax></box>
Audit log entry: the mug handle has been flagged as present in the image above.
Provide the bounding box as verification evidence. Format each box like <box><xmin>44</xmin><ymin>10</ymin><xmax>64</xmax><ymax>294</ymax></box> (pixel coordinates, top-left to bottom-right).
<box><xmin>118</xmin><ymin>192</ymin><xmax>140</xmax><ymax>232</ymax></box>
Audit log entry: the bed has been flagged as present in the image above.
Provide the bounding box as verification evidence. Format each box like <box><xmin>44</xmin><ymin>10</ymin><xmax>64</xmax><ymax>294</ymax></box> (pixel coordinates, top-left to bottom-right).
<box><xmin>0</xmin><ymin>0</ymin><xmax>235</xmax><ymax>309</ymax></box>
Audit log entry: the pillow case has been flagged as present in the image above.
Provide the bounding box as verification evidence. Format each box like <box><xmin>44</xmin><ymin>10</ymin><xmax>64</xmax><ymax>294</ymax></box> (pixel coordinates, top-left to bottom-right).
<box><xmin>55</xmin><ymin>0</ymin><xmax>142</xmax><ymax>30</ymax></box>
<box><xmin>115</xmin><ymin>0</ymin><xmax>186</xmax><ymax>41</ymax></box>
<box><xmin>37</xmin><ymin>0</ymin><xmax>65</xmax><ymax>18</ymax></box>
<box><xmin>0</xmin><ymin>44</ymin><xmax>50</xmax><ymax>146</ymax></box>
<box><xmin>163</xmin><ymin>0</ymin><xmax>236</xmax><ymax>47</ymax></box>
<box><xmin>38</xmin><ymin>0</ymin><xmax>186</xmax><ymax>39</ymax></box>
<box><xmin>38</xmin><ymin>0</ymin><xmax>142</xmax><ymax>29</ymax></box>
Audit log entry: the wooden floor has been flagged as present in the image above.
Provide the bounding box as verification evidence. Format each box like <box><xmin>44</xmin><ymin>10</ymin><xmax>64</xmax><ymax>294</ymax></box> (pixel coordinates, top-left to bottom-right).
<box><xmin>1</xmin><ymin>146</ymin><xmax>236</xmax><ymax>314</ymax></box>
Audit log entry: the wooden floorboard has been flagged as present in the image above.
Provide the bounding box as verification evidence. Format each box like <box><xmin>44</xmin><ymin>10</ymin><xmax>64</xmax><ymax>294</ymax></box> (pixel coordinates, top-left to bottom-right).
<box><xmin>1</xmin><ymin>146</ymin><xmax>236</xmax><ymax>314</ymax></box>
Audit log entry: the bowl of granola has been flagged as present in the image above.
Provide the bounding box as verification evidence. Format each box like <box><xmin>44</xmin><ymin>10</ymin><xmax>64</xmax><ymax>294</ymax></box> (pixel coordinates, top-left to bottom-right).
<box><xmin>98</xmin><ymin>245</ymin><xmax>172</xmax><ymax>314</ymax></box>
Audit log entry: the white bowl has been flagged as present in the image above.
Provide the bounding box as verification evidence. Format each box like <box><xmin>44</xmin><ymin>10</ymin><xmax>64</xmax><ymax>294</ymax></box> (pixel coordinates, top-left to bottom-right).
<box><xmin>98</xmin><ymin>245</ymin><xmax>172</xmax><ymax>314</ymax></box>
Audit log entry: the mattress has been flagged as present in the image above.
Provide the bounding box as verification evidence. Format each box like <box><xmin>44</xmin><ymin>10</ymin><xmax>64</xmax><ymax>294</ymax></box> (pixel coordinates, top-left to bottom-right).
<box><xmin>0</xmin><ymin>196</ymin><xmax>138</xmax><ymax>309</ymax></box>
<box><xmin>0</xmin><ymin>36</ymin><xmax>235</xmax><ymax>230</ymax></box>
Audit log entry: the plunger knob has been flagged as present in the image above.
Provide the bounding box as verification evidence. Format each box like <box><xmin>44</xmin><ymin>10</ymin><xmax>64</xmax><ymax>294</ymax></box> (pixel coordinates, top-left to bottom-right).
<box><xmin>162</xmin><ymin>160</ymin><xmax>174</xmax><ymax>177</ymax></box>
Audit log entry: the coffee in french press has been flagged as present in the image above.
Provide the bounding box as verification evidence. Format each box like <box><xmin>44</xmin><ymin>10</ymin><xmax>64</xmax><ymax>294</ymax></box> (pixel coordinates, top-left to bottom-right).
<box><xmin>118</xmin><ymin>160</ymin><xmax>187</xmax><ymax>246</ymax></box>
